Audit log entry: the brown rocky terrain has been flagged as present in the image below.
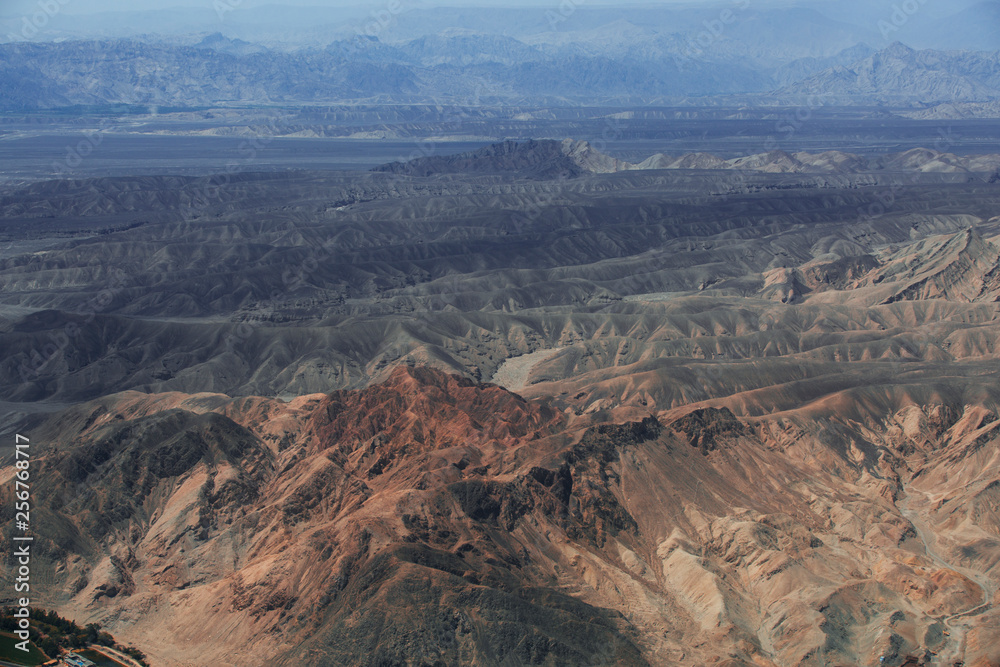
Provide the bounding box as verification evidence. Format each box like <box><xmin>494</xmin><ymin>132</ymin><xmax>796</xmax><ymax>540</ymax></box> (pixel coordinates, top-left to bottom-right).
<box><xmin>5</xmin><ymin>356</ymin><xmax>998</xmax><ymax>666</ymax></box>
<box><xmin>1</xmin><ymin>138</ymin><xmax>1000</xmax><ymax>666</ymax></box>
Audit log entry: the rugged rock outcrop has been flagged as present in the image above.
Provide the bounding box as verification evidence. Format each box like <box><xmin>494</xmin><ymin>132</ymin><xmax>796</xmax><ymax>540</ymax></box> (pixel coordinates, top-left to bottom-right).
<box><xmin>4</xmin><ymin>364</ymin><xmax>999</xmax><ymax>666</ymax></box>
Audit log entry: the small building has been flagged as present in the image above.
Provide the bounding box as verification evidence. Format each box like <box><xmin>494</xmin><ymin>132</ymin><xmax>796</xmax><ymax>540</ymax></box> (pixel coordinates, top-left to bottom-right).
<box><xmin>63</xmin><ymin>654</ymin><xmax>96</xmax><ymax>667</ymax></box>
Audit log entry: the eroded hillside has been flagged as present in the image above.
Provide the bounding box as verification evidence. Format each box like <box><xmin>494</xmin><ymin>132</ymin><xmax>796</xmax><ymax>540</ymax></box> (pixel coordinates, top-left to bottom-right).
<box><xmin>4</xmin><ymin>362</ymin><xmax>998</xmax><ymax>666</ymax></box>
<box><xmin>1</xmin><ymin>140</ymin><xmax>999</xmax><ymax>666</ymax></box>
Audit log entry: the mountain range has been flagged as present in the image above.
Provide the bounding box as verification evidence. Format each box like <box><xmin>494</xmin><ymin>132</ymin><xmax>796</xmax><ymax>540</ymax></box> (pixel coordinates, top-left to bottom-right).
<box><xmin>0</xmin><ymin>37</ymin><xmax>997</xmax><ymax>110</ymax></box>
<box><xmin>2</xmin><ymin>129</ymin><xmax>1000</xmax><ymax>664</ymax></box>
<box><xmin>7</xmin><ymin>215</ymin><xmax>1000</xmax><ymax>664</ymax></box>
<box><xmin>1</xmin><ymin>2</ymin><xmax>1000</xmax><ymax>664</ymax></box>
<box><xmin>3</xmin><ymin>1</ymin><xmax>998</xmax><ymax>52</ymax></box>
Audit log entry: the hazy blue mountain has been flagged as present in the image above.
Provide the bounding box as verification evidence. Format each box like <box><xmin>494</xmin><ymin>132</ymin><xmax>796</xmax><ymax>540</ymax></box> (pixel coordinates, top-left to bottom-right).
<box><xmin>397</xmin><ymin>32</ymin><xmax>545</xmax><ymax>67</ymax></box>
<box><xmin>781</xmin><ymin>42</ymin><xmax>1000</xmax><ymax>103</ymax></box>
<box><xmin>0</xmin><ymin>37</ymin><xmax>773</xmax><ymax>109</ymax></box>
<box><xmin>771</xmin><ymin>43</ymin><xmax>877</xmax><ymax>87</ymax></box>
<box><xmin>0</xmin><ymin>36</ymin><xmax>996</xmax><ymax>110</ymax></box>
<box><xmin>193</xmin><ymin>32</ymin><xmax>270</xmax><ymax>57</ymax></box>
<box><xmin>3</xmin><ymin>1</ymin><xmax>986</xmax><ymax>53</ymax></box>
<box><xmin>0</xmin><ymin>39</ymin><xmax>423</xmax><ymax>109</ymax></box>
<box><xmin>705</xmin><ymin>7</ymin><xmax>881</xmax><ymax>63</ymax></box>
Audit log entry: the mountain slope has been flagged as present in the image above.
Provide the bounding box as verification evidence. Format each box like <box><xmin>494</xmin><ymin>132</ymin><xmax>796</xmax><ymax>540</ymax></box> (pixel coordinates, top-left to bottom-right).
<box><xmin>2</xmin><ymin>136</ymin><xmax>1000</xmax><ymax>665</ymax></box>
<box><xmin>10</xmin><ymin>367</ymin><xmax>653</xmax><ymax>666</ymax></box>
<box><xmin>7</xmin><ymin>364</ymin><xmax>1000</xmax><ymax>666</ymax></box>
<box><xmin>781</xmin><ymin>42</ymin><xmax>1000</xmax><ymax>103</ymax></box>
<box><xmin>2</xmin><ymin>38</ymin><xmax>998</xmax><ymax>109</ymax></box>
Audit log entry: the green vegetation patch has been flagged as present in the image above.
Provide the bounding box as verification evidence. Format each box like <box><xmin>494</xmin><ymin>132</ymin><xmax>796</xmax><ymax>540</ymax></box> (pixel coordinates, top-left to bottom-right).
<box><xmin>0</xmin><ymin>609</ymin><xmax>148</xmax><ymax>667</ymax></box>
<box><xmin>79</xmin><ymin>648</ymin><xmax>130</xmax><ymax>667</ymax></box>
<box><xmin>0</xmin><ymin>630</ymin><xmax>48</xmax><ymax>665</ymax></box>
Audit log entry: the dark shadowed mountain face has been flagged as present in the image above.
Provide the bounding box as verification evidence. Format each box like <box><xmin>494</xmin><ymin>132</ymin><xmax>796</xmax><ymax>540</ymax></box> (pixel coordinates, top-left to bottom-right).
<box><xmin>372</xmin><ymin>139</ymin><xmax>1000</xmax><ymax>179</ymax></box>
<box><xmin>372</xmin><ymin>139</ymin><xmax>626</xmax><ymax>179</ymax></box>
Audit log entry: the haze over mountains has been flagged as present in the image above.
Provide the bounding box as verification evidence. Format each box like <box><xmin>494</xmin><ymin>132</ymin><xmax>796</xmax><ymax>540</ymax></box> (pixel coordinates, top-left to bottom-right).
<box><xmin>3</xmin><ymin>0</ymin><xmax>998</xmax><ymax>51</ymax></box>
<box><xmin>1</xmin><ymin>1</ymin><xmax>1000</xmax><ymax>666</ymax></box>
<box><xmin>1</xmin><ymin>37</ymin><xmax>997</xmax><ymax>109</ymax></box>
<box><xmin>2</xmin><ymin>1</ymin><xmax>1000</xmax><ymax>109</ymax></box>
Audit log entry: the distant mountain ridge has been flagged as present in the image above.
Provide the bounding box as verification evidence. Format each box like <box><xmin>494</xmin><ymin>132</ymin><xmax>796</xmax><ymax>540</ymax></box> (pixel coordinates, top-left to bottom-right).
<box><xmin>0</xmin><ymin>39</ymin><xmax>997</xmax><ymax>110</ymax></box>
<box><xmin>781</xmin><ymin>42</ymin><xmax>1000</xmax><ymax>103</ymax></box>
